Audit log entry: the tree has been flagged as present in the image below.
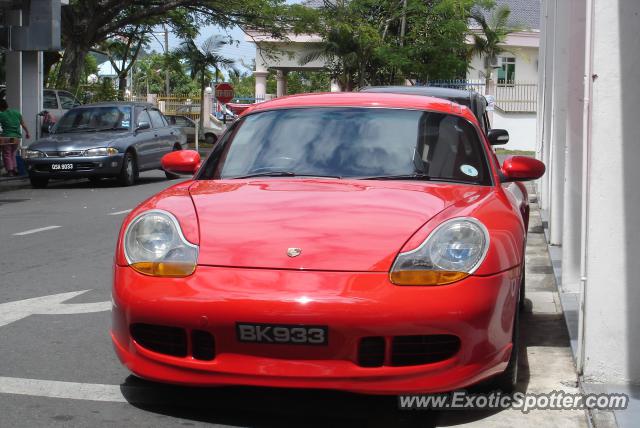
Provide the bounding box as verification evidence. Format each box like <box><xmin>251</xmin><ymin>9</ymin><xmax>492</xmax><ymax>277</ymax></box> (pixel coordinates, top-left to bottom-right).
<box><xmin>57</xmin><ymin>0</ymin><xmax>300</xmax><ymax>90</ymax></box>
<box><xmin>468</xmin><ymin>3</ymin><xmax>519</xmax><ymax>85</ymax></box>
<box><xmin>98</xmin><ymin>25</ymin><xmax>151</xmax><ymax>99</ymax></box>
<box><xmin>299</xmin><ymin>0</ymin><xmax>483</xmax><ymax>90</ymax></box>
<box><xmin>174</xmin><ymin>35</ymin><xmax>236</xmax><ymax>128</ymax></box>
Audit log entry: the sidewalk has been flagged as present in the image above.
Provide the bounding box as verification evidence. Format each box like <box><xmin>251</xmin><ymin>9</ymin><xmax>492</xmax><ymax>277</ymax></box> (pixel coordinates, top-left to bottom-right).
<box><xmin>436</xmin><ymin>186</ymin><xmax>588</xmax><ymax>427</ymax></box>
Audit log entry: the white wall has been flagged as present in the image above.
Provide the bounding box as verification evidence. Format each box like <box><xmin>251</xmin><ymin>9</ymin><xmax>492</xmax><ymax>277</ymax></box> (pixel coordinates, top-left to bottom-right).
<box><xmin>467</xmin><ymin>47</ymin><xmax>538</xmax><ymax>82</ymax></box>
<box><xmin>492</xmin><ymin>111</ymin><xmax>537</xmax><ymax>152</ymax></box>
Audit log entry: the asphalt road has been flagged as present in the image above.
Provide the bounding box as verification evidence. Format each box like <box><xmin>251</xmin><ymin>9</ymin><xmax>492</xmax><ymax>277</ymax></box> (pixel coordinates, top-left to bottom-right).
<box><xmin>0</xmin><ymin>173</ymin><xmax>585</xmax><ymax>428</ymax></box>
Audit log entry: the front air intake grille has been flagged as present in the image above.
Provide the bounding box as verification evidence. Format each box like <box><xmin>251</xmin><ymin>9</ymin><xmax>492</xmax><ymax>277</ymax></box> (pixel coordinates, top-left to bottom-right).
<box><xmin>130</xmin><ymin>323</ymin><xmax>187</xmax><ymax>357</ymax></box>
<box><xmin>191</xmin><ymin>330</ymin><xmax>216</xmax><ymax>361</ymax></box>
<box><xmin>390</xmin><ymin>335</ymin><xmax>460</xmax><ymax>367</ymax></box>
<box><xmin>357</xmin><ymin>336</ymin><xmax>386</xmax><ymax>367</ymax></box>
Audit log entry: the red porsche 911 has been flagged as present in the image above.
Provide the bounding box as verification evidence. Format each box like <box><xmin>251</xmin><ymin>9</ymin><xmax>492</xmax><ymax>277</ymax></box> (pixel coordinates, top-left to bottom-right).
<box><xmin>111</xmin><ymin>92</ymin><xmax>545</xmax><ymax>395</ymax></box>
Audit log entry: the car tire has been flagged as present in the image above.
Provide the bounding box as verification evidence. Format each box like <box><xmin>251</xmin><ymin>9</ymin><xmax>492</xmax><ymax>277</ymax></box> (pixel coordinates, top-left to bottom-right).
<box><xmin>29</xmin><ymin>176</ymin><xmax>49</xmax><ymax>189</ymax></box>
<box><xmin>491</xmin><ymin>305</ymin><xmax>520</xmax><ymax>393</ymax></box>
<box><xmin>519</xmin><ymin>264</ymin><xmax>527</xmax><ymax>311</ymax></box>
<box><xmin>117</xmin><ymin>152</ymin><xmax>137</xmax><ymax>187</ymax></box>
<box><xmin>204</xmin><ymin>133</ymin><xmax>216</xmax><ymax>145</ymax></box>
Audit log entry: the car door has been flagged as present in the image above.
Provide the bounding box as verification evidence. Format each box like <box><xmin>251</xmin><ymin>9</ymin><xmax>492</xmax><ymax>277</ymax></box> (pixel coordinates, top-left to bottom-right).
<box><xmin>133</xmin><ymin>107</ymin><xmax>155</xmax><ymax>170</ymax></box>
<box><xmin>147</xmin><ymin>109</ymin><xmax>174</xmax><ymax>167</ymax></box>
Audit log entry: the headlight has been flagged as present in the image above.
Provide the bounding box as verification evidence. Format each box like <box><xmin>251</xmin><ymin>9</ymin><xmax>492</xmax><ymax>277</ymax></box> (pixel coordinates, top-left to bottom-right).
<box><xmin>124</xmin><ymin>210</ymin><xmax>198</xmax><ymax>277</ymax></box>
<box><xmin>23</xmin><ymin>149</ymin><xmax>45</xmax><ymax>159</ymax></box>
<box><xmin>84</xmin><ymin>147</ymin><xmax>118</xmax><ymax>156</ymax></box>
<box><xmin>390</xmin><ymin>218</ymin><xmax>489</xmax><ymax>286</ymax></box>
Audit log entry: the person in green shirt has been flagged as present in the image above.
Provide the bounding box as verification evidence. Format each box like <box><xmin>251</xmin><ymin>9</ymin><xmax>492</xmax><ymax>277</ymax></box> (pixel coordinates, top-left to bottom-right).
<box><xmin>0</xmin><ymin>99</ymin><xmax>30</xmax><ymax>176</ymax></box>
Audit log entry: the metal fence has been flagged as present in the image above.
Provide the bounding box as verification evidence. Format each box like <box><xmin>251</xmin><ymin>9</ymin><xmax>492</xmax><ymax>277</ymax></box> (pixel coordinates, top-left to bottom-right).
<box><xmin>427</xmin><ymin>79</ymin><xmax>538</xmax><ymax>113</ymax></box>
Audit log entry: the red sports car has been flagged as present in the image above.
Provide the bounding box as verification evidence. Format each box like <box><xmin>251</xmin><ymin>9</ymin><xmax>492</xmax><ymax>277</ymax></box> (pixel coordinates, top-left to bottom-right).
<box><xmin>112</xmin><ymin>92</ymin><xmax>545</xmax><ymax>394</ymax></box>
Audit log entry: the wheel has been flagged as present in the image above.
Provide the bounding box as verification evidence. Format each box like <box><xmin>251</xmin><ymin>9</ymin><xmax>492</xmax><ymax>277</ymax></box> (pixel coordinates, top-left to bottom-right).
<box><xmin>117</xmin><ymin>152</ymin><xmax>137</xmax><ymax>186</ymax></box>
<box><xmin>491</xmin><ymin>305</ymin><xmax>520</xmax><ymax>393</ymax></box>
<box><xmin>519</xmin><ymin>264</ymin><xmax>527</xmax><ymax>311</ymax></box>
<box><xmin>204</xmin><ymin>133</ymin><xmax>216</xmax><ymax>145</ymax></box>
<box><xmin>29</xmin><ymin>176</ymin><xmax>49</xmax><ymax>188</ymax></box>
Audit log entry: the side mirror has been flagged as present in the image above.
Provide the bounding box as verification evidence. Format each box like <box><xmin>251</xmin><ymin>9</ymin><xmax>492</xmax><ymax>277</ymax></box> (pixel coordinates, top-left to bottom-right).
<box><xmin>488</xmin><ymin>129</ymin><xmax>509</xmax><ymax>145</ymax></box>
<box><xmin>136</xmin><ymin>121</ymin><xmax>151</xmax><ymax>132</ymax></box>
<box><xmin>501</xmin><ymin>156</ymin><xmax>546</xmax><ymax>182</ymax></box>
<box><xmin>161</xmin><ymin>150</ymin><xmax>201</xmax><ymax>175</ymax></box>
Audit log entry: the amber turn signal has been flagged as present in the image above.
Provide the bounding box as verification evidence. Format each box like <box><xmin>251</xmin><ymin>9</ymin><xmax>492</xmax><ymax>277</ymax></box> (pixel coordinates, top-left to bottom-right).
<box><xmin>390</xmin><ymin>270</ymin><xmax>469</xmax><ymax>286</ymax></box>
<box><xmin>131</xmin><ymin>262</ymin><xmax>196</xmax><ymax>277</ymax></box>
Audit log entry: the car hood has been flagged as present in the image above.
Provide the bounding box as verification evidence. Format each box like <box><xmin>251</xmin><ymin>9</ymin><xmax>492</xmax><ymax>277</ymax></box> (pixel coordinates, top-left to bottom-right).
<box><xmin>189</xmin><ymin>179</ymin><xmax>492</xmax><ymax>271</ymax></box>
<box><xmin>28</xmin><ymin>131</ymin><xmax>130</xmax><ymax>151</ymax></box>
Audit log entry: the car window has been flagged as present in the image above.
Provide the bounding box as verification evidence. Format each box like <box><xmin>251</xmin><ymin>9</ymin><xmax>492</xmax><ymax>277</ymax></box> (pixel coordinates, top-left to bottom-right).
<box><xmin>58</xmin><ymin>91</ymin><xmax>81</xmax><ymax>109</ymax></box>
<box><xmin>54</xmin><ymin>106</ymin><xmax>131</xmax><ymax>133</ymax></box>
<box><xmin>148</xmin><ymin>109</ymin><xmax>165</xmax><ymax>128</ymax></box>
<box><xmin>205</xmin><ymin>107</ymin><xmax>490</xmax><ymax>185</ymax></box>
<box><xmin>174</xmin><ymin>116</ymin><xmax>192</xmax><ymax>127</ymax></box>
<box><xmin>135</xmin><ymin>108</ymin><xmax>151</xmax><ymax>128</ymax></box>
<box><xmin>43</xmin><ymin>90</ymin><xmax>58</xmax><ymax>109</ymax></box>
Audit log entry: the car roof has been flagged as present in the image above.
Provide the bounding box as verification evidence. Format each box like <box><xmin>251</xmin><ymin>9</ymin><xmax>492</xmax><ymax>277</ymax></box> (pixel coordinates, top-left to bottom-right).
<box><xmin>360</xmin><ymin>86</ymin><xmax>487</xmax><ymax>117</ymax></box>
<box><xmin>244</xmin><ymin>92</ymin><xmax>478</xmax><ymax>123</ymax></box>
<box><xmin>77</xmin><ymin>101</ymin><xmax>155</xmax><ymax>108</ymax></box>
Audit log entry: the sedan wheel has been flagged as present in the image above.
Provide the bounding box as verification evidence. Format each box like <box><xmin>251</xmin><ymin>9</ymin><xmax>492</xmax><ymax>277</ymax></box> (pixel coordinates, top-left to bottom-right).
<box><xmin>117</xmin><ymin>152</ymin><xmax>137</xmax><ymax>186</ymax></box>
<box><xmin>29</xmin><ymin>176</ymin><xmax>49</xmax><ymax>189</ymax></box>
<box><xmin>204</xmin><ymin>133</ymin><xmax>216</xmax><ymax>145</ymax></box>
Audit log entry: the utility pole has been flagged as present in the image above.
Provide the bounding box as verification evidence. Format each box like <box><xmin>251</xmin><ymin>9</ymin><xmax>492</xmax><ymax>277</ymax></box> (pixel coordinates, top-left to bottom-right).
<box><xmin>163</xmin><ymin>24</ymin><xmax>170</xmax><ymax>95</ymax></box>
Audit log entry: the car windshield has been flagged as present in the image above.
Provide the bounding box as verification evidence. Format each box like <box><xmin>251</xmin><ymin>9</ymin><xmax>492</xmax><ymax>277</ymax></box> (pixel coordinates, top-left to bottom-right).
<box><xmin>53</xmin><ymin>106</ymin><xmax>132</xmax><ymax>133</ymax></box>
<box><xmin>201</xmin><ymin>107</ymin><xmax>490</xmax><ymax>185</ymax></box>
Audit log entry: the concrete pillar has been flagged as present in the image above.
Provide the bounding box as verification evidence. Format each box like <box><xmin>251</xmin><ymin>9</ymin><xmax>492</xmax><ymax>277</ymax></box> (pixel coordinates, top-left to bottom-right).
<box><xmin>276</xmin><ymin>70</ymin><xmax>288</xmax><ymax>98</ymax></box>
<box><xmin>21</xmin><ymin>52</ymin><xmax>43</xmax><ymax>146</ymax></box>
<box><xmin>201</xmin><ymin>93</ymin><xmax>213</xmax><ymax>129</ymax></box>
<box><xmin>539</xmin><ymin>0</ymin><xmax>556</xmax><ymax>211</ymax></box>
<box><xmin>254</xmin><ymin>71</ymin><xmax>268</xmax><ymax>102</ymax></box>
<box><xmin>560</xmin><ymin>0</ymin><xmax>586</xmax><ymax>293</ymax></box>
<box><xmin>582</xmin><ymin>0</ymin><xmax>640</xmax><ymax>384</ymax></box>
<box><xmin>330</xmin><ymin>79</ymin><xmax>341</xmax><ymax>92</ymax></box>
<box><xmin>6</xmin><ymin>9</ymin><xmax>22</xmax><ymax>111</ymax></box>
<box><xmin>548</xmin><ymin>0</ymin><xmax>569</xmax><ymax>245</ymax></box>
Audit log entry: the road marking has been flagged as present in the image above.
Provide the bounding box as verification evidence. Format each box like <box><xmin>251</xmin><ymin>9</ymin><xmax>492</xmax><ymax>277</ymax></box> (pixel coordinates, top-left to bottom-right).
<box><xmin>12</xmin><ymin>225</ymin><xmax>61</xmax><ymax>236</ymax></box>
<box><xmin>109</xmin><ymin>209</ymin><xmax>132</xmax><ymax>216</ymax></box>
<box><xmin>0</xmin><ymin>290</ymin><xmax>111</xmax><ymax>328</ymax></box>
<box><xmin>0</xmin><ymin>377</ymin><xmax>126</xmax><ymax>403</ymax></box>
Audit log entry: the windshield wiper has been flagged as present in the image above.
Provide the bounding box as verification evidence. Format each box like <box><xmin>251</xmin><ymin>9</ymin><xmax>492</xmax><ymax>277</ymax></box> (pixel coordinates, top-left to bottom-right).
<box><xmin>356</xmin><ymin>173</ymin><xmax>434</xmax><ymax>181</ymax></box>
<box><xmin>229</xmin><ymin>171</ymin><xmax>341</xmax><ymax>179</ymax></box>
<box><xmin>96</xmin><ymin>126</ymin><xmax>128</xmax><ymax>132</ymax></box>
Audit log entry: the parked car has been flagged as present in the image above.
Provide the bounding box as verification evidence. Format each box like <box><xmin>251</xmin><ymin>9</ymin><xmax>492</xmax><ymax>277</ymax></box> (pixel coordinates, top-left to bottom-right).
<box><xmin>112</xmin><ymin>92</ymin><xmax>545</xmax><ymax>394</ymax></box>
<box><xmin>360</xmin><ymin>86</ymin><xmax>503</xmax><ymax>139</ymax></box>
<box><xmin>164</xmin><ymin>114</ymin><xmax>223</xmax><ymax>145</ymax></box>
<box><xmin>23</xmin><ymin>102</ymin><xmax>186</xmax><ymax>188</ymax></box>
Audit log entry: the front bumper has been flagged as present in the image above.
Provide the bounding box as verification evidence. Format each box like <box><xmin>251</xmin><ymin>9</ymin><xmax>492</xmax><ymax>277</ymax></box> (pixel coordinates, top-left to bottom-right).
<box><xmin>24</xmin><ymin>154</ymin><xmax>124</xmax><ymax>178</ymax></box>
<box><xmin>111</xmin><ymin>265</ymin><xmax>519</xmax><ymax>394</ymax></box>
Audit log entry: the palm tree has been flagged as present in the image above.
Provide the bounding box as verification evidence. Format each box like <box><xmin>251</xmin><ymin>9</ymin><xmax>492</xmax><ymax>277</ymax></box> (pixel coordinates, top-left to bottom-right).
<box><xmin>174</xmin><ymin>35</ymin><xmax>235</xmax><ymax>129</ymax></box>
<box><xmin>469</xmin><ymin>4</ymin><xmax>520</xmax><ymax>86</ymax></box>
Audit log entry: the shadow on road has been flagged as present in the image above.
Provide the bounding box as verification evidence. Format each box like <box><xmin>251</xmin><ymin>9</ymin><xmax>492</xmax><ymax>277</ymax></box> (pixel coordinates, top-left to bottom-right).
<box><xmin>46</xmin><ymin>174</ymin><xmax>174</xmax><ymax>190</ymax></box>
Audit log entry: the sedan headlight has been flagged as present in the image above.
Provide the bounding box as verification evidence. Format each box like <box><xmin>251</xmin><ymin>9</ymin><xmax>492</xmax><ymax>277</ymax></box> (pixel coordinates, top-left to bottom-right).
<box><xmin>390</xmin><ymin>218</ymin><xmax>489</xmax><ymax>286</ymax></box>
<box><xmin>124</xmin><ymin>210</ymin><xmax>198</xmax><ymax>277</ymax></box>
<box><xmin>23</xmin><ymin>149</ymin><xmax>45</xmax><ymax>159</ymax></box>
<box><xmin>84</xmin><ymin>147</ymin><xmax>118</xmax><ymax>157</ymax></box>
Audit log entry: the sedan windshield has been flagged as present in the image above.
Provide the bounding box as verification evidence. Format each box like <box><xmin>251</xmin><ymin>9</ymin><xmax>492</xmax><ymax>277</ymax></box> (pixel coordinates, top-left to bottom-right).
<box><xmin>202</xmin><ymin>107</ymin><xmax>490</xmax><ymax>185</ymax></box>
<box><xmin>53</xmin><ymin>106</ymin><xmax>132</xmax><ymax>133</ymax></box>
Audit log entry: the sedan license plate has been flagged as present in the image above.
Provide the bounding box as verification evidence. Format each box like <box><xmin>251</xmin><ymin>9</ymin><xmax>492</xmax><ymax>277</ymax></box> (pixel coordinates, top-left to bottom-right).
<box><xmin>236</xmin><ymin>322</ymin><xmax>328</xmax><ymax>345</ymax></box>
<box><xmin>51</xmin><ymin>163</ymin><xmax>74</xmax><ymax>171</ymax></box>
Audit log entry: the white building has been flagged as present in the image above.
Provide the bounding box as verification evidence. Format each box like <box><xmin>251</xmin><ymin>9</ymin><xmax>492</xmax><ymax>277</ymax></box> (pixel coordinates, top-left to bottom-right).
<box><xmin>538</xmin><ymin>0</ymin><xmax>640</xmax><ymax>421</ymax></box>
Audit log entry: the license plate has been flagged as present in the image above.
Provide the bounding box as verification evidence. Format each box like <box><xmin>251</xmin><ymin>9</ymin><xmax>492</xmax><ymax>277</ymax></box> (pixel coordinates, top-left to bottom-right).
<box><xmin>51</xmin><ymin>163</ymin><xmax>74</xmax><ymax>171</ymax></box>
<box><xmin>236</xmin><ymin>322</ymin><xmax>328</xmax><ymax>345</ymax></box>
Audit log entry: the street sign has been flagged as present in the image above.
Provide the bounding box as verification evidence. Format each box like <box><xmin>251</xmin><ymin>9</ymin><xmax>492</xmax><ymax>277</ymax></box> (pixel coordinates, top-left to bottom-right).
<box><xmin>215</xmin><ymin>83</ymin><xmax>235</xmax><ymax>104</ymax></box>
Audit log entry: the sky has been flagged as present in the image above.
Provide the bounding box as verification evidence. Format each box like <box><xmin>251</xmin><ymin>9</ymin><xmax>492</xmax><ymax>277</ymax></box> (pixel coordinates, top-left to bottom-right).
<box><xmin>146</xmin><ymin>1</ymin><xmax>305</xmax><ymax>75</ymax></box>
